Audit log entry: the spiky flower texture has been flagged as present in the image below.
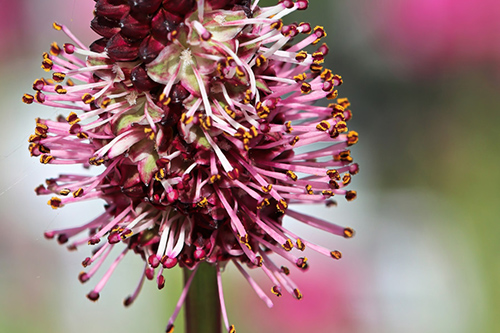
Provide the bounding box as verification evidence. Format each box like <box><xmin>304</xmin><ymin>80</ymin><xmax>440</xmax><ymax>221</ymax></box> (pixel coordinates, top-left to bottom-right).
<box><xmin>24</xmin><ymin>0</ymin><xmax>359</xmax><ymax>331</ymax></box>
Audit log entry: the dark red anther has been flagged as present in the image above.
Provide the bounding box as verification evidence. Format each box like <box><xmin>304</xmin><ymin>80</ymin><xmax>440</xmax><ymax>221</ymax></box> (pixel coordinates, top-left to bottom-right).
<box><xmin>128</xmin><ymin>0</ymin><xmax>162</xmax><ymax>14</ymax></box>
<box><xmin>35</xmin><ymin>91</ymin><xmax>46</xmax><ymax>103</ymax></box>
<box><xmin>88</xmin><ymin>236</ymin><xmax>101</xmax><ymax>245</ymax></box>
<box><xmin>120</xmin><ymin>14</ymin><xmax>151</xmax><ymax>39</ymax></box>
<box><xmin>349</xmin><ymin>163</ymin><xmax>359</xmax><ymax>175</ymax></box>
<box><xmin>43</xmin><ymin>231</ymin><xmax>55</xmax><ymax>239</ymax></box>
<box><xmin>227</xmin><ymin>168</ymin><xmax>240</xmax><ymax>180</ymax></box>
<box><xmin>322</xmin><ymin>80</ymin><xmax>334</xmax><ymax>92</ymax></box>
<box><xmin>107</xmin><ymin>232</ymin><xmax>121</xmax><ymax>244</ymax></box>
<box><xmin>314</xmin><ymin>26</ymin><xmax>326</xmax><ymax>38</ymax></box>
<box><xmin>296</xmin><ymin>257</ymin><xmax>308</xmax><ymax>269</ymax></box>
<box><xmin>280</xmin><ymin>0</ymin><xmax>294</xmax><ymax>8</ymax></box>
<box><xmin>162</xmin><ymin>0</ymin><xmax>195</xmax><ymax>16</ymax></box>
<box><xmin>299</xmin><ymin>22</ymin><xmax>311</xmax><ymax>34</ymax></box>
<box><xmin>166</xmin><ymin>188</ymin><xmax>179</xmax><ymax>203</ymax></box>
<box><xmin>148</xmin><ymin>254</ymin><xmax>160</xmax><ymax>268</ymax></box>
<box><xmin>156</xmin><ymin>158</ymin><xmax>170</xmax><ymax>168</ymax></box>
<box><xmin>161</xmin><ymin>256</ymin><xmax>178</xmax><ymax>269</ymax></box>
<box><xmin>69</xmin><ymin>123</ymin><xmax>82</xmax><ymax>134</ymax></box>
<box><xmin>82</xmin><ymin>257</ymin><xmax>92</xmax><ymax>267</ymax></box>
<box><xmin>32</xmin><ymin>79</ymin><xmax>45</xmax><ymax>91</ymax></box>
<box><xmin>131</xmin><ymin>65</ymin><xmax>160</xmax><ymax>91</ymax></box>
<box><xmin>329</xmin><ymin>179</ymin><xmax>340</xmax><ymax>189</ymax></box>
<box><xmin>281</xmin><ymin>24</ymin><xmax>298</xmax><ymax>37</ymax></box>
<box><xmin>91</xmin><ymin>16</ymin><xmax>121</xmax><ymax>39</ymax></box>
<box><xmin>89</xmin><ymin>38</ymin><xmax>108</xmax><ymax>53</ymax></box>
<box><xmin>318</xmin><ymin>43</ymin><xmax>329</xmax><ymax>56</ymax></box>
<box><xmin>157</xmin><ymin>274</ymin><xmax>165</xmax><ymax>289</ymax></box>
<box><xmin>123</xmin><ymin>296</ymin><xmax>133</xmax><ymax>307</ymax></box>
<box><xmin>145</xmin><ymin>267</ymin><xmax>155</xmax><ymax>280</ymax></box>
<box><xmin>95</xmin><ymin>0</ymin><xmax>130</xmax><ymax>20</ymax></box>
<box><xmin>152</xmin><ymin>9</ymin><xmax>182</xmax><ymax>43</ymax></box>
<box><xmin>78</xmin><ymin>272</ymin><xmax>90</xmax><ymax>283</ymax></box>
<box><xmin>193</xmin><ymin>248</ymin><xmax>206</xmax><ymax>261</ymax></box>
<box><xmin>87</xmin><ymin>291</ymin><xmax>100</xmax><ymax>301</ymax></box>
<box><xmin>296</xmin><ymin>0</ymin><xmax>309</xmax><ymax>10</ymax></box>
<box><xmin>259</xmin><ymin>123</ymin><xmax>270</xmax><ymax>133</ymax></box>
<box><xmin>106</xmin><ymin>33</ymin><xmax>140</xmax><ymax>61</ymax></box>
<box><xmin>57</xmin><ymin>234</ymin><xmax>68</xmax><ymax>244</ymax></box>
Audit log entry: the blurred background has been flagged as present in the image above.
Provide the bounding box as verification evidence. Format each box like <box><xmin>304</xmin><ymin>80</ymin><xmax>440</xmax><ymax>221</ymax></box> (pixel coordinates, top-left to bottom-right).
<box><xmin>1</xmin><ymin>0</ymin><xmax>499</xmax><ymax>332</ymax></box>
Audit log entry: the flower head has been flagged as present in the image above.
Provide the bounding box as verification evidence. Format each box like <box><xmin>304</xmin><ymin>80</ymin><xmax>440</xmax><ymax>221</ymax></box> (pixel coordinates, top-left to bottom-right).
<box><xmin>24</xmin><ymin>0</ymin><xmax>359</xmax><ymax>331</ymax></box>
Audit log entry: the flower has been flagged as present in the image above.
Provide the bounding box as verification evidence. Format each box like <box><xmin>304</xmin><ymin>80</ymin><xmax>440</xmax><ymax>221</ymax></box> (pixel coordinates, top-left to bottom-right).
<box><xmin>24</xmin><ymin>0</ymin><xmax>359</xmax><ymax>331</ymax></box>
<box><xmin>365</xmin><ymin>0</ymin><xmax>500</xmax><ymax>76</ymax></box>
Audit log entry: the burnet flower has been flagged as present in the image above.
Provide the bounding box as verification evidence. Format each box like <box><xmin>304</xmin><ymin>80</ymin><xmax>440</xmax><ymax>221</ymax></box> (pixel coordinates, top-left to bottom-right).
<box><xmin>24</xmin><ymin>0</ymin><xmax>359</xmax><ymax>331</ymax></box>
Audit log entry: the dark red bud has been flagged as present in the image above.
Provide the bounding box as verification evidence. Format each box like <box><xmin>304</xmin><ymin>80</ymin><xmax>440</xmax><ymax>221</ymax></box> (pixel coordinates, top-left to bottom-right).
<box><xmin>131</xmin><ymin>65</ymin><xmax>160</xmax><ymax>91</ymax></box>
<box><xmin>91</xmin><ymin>15</ymin><xmax>121</xmax><ymax>39</ymax></box>
<box><xmin>95</xmin><ymin>0</ymin><xmax>130</xmax><ymax>20</ymax></box>
<box><xmin>128</xmin><ymin>0</ymin><xmax>162</xmax><ymax>14</ymax></box>
<box><xmin>170</xmin><ymin>83</ymin><xmax>189</xmax><ymax>103</ymax></box>
<box><xmin>107</xmin><ymin>0</ymin><xmax>128</xmax><ymax>4</ymax></box>
<box><xmin>151</xmin><ymin>9</ymin><xmax>181</xmax><ymax>43</ymax></box>
<box><xmin>162</xmin><ymin>0</ymin><xmax>195</xmax><ymax>15</ymax></box>
<box><xmin>106</xmin><ymin>33</ymin><xmax>140</xmax><ymax>61</ymax></box>
<box><xmin>120</xmin><ymin>14</ymin><xmax>151</xmax><ymax>39</ymax></box>
<box><xmin>89</xmin><ymin>38</ymin><xmax>108</xmax><ymax>53</ymax></box>
<box><xmin>139</xmin><ymin>35</ymin><xmax>165</xmax><ymax>63</ymax></box>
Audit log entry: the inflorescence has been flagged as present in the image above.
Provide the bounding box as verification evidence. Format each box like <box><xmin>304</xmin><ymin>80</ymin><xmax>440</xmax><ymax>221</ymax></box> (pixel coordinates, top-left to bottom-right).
<box><xmin>24</xmin><ymin>0</ymin><xmax>359</xmax><ymax>331</ymax></box>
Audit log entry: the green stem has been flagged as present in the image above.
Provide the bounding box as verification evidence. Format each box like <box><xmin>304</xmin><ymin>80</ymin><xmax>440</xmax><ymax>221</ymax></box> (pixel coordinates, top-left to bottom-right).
<box><xmin>183</xmin><ymin>263</ymin><xmax>222</xmax><ymax>333</ymax></box>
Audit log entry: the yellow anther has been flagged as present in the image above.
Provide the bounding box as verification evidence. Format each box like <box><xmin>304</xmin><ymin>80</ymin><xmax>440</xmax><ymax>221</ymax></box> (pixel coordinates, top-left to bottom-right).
<box><xmin>343</xmin><ymin>227</ymin><xmax>355</xmax><ymax>238</ymax></box>
<box><xmin>73</xmin><ymin>188</ymin><xmax>84</xmax><ymax>198</ymax></box>
<box><xmin>286</xmin><ymin>170</ymin><xmax>298</xmax><ymax>181</ymax></box>
<box><xmin>330</xmin><ymin>250</ymin><xmax>342</xmax><ymax>259</ymax></box>
<box><xmin>316</xmin><ymin>120</ymin><xmax>330</xmax><ymax>131</ymax></box>
<box><xmin>82</xmin><ymin>93</ymin><xmax>95</xmax><ymax>104</ymax></box>
<box><xmin>52</xmin><ymin>22</ymin><xmax>63</xmax><ymax>31</ymax></box>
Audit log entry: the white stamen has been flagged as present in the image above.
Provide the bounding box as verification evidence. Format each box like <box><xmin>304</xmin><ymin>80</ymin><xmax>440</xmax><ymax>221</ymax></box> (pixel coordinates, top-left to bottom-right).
<box><xmin>112</xmin><ymin>64</ymin><xmax>125</xmax><ymax>81</ymax></box>
<box><xmin>214</xmin><ymin>14</ymin><xmax>226</xmax><ymax>25</ymax></box>
<box><xmin>126</xmin><ymin>91</ymin><xmax>138</xmax><ymax>106</ymax></box>
<box><xmin>180</xmin><ymin>49</ymin><xmax>194</xmax><ymax>67</ymax></box>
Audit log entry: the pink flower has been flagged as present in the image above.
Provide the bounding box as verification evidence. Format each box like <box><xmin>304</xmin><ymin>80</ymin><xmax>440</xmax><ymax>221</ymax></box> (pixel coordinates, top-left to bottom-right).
<box><xmin>368</xmin><ymin>0</ymin><xmax>500</xmax><ymax>75</ymax></box>
<box><xmin>24</xmin><ymin>0</ymin><xmax>358</xmax><ymax>331</ymax></box>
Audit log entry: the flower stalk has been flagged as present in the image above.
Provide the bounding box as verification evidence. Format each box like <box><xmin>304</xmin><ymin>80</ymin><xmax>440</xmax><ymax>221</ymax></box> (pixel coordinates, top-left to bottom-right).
<box><xmin>183</xmin><ymin>263</ymin><xmax>222</xmax><ymax>333</ymax></box>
